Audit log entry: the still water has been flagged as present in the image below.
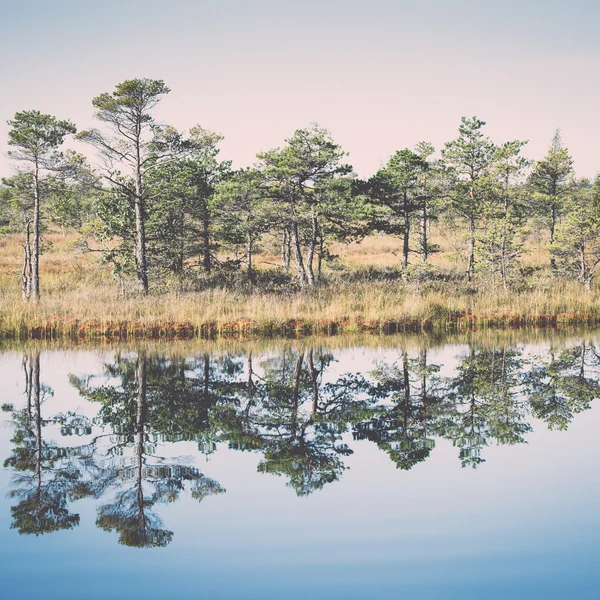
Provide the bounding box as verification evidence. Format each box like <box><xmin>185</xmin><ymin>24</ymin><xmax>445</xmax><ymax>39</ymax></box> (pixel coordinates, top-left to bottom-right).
<box><xmin>0</xmin><ymin>333</ymin><xmax>599</xmax><ymax>599</ymax></box>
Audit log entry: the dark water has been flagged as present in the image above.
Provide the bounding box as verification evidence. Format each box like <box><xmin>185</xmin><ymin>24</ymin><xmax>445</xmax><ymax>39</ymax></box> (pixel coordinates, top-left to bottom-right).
<box><xmin>1</xmin><ymin>334</ymin><xmax>599</xmax><ymax>599</ymax></box>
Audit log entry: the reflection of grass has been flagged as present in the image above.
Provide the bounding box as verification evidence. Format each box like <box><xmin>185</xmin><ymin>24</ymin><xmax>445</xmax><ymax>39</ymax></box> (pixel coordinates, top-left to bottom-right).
<box><xmin>1</xmin><ymin>231</ymin><xmax>599</xmax><ymax>340</ymax></box>
<box><xmin>3</xmin><ymin>327</ymin><xmax>596</xmax><ymax>356</ymax></box>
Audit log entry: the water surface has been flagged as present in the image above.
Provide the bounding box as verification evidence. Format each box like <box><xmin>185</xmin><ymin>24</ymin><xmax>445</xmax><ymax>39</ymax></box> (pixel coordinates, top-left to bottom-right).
<box><xmin>1</xmin><ymin>333</ymin><xmax>599</xmax><ymax>599</ymax></box>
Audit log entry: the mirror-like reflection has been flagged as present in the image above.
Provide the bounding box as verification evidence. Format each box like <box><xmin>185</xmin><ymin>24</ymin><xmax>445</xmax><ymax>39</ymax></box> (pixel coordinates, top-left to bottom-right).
<box><xmin>3</xmin><ymin>336</ymin><xmax>599</xmax><ymax>551</ymax></box>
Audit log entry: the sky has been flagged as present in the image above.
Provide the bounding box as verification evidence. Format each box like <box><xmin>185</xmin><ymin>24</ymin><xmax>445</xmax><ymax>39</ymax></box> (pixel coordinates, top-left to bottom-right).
<box><xmin>1</xmin><ymin>0</ymin><xmax>600</xmax><ymax>179</ymax></box>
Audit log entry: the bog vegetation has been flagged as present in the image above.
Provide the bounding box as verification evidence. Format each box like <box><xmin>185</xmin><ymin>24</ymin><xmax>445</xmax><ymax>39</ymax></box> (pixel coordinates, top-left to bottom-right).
<box><xmin>1</xmin><ymin>77</ymin><xmax>600</xmax><ymax>338</ymax></box>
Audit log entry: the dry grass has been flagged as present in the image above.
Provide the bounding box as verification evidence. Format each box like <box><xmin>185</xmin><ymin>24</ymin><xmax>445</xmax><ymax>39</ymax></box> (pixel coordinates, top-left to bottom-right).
<box><xmin>0</xmin><ymin>229</ymin><xmax>598</xmax><ymax>340</ymax></box>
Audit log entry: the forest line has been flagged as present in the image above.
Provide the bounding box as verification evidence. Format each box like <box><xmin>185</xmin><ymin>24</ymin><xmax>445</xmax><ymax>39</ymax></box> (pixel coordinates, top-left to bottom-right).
<box><xmin>1</xmin><ymin>77</ymin><xmax>598</xmax><ymax>313</ymax></box>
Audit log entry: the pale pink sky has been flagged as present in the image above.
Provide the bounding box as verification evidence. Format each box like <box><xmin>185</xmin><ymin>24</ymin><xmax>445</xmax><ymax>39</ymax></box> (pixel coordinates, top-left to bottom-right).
<box><xmin>2</xmin><ymin>0</ymin><xmax>599</xmax><ymax>179</ymax></box>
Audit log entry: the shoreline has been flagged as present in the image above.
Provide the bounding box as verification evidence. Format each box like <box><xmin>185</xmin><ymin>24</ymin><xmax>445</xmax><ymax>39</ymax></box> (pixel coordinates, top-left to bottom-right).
<box><xmin>2</xmin><ymin>311</ymin><xmax>600</xmax><ymax>341</ymax></box>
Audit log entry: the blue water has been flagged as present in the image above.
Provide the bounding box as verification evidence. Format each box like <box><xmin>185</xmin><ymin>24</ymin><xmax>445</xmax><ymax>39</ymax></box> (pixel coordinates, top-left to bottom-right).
<box><xmin>0</xmin><ymin>338</ymin><xmax>598</xmax><ymax>599</ymax></box>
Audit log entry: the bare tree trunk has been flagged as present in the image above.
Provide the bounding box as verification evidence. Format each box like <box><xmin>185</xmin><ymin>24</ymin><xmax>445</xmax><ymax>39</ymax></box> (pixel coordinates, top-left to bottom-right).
<box><xmin>134</xmin><ymin>154</ymin><xmax>149</xmax><ymax>294</ymax></box>
<box><xmin>306</xmin><ymin>212</ymin><xmax>319</xmax><ymax>285</ymax></box>
<box><xmin>281</xmin><ymin>228</ymin><xmax>291</xmax><ymax>273</ymax></box>
<box><xmin>31</xmin><ymin>162</ymin><xmax>41</xmax><ymax>301</ymax></box>
<box><xmin>246</xmin><ymin>232</ymin><xmax>254</xmax><ymax>282</ymax></box>
<box><xmin>421</xmin><ymin>201</ymin><xmax>428</xmax><ymax>263</ymax></box>
<box><xmin>467</xmin><ymin>213</ymin><xmax>475</xmax><ymax>282</ymax></box>
<box><xmin>176</xmin><ymin>211</ymin><xmax>185</xmax><ymax>274</ymax></box>
<box><xmin>501</xmin><ymin>184</ymin><xmax>509</xmax><ymax>290</ymax></box>
<box><xmin>550</xmin><ymin>203</ymin><xmax>557</xmax><ymax>272</ymax></box>
<box><xmin>580</xmin><ymin>243</ymin><xmax>592</xmax><ymax>292</ymax></box>
<box><xmin>291</xmin><ymin>222</ymin><xmax>309</xmax><ymax>286</ymax></box>
<box><xmin>317</xmin><ymin>236</ymin><xmax>324</xmax><ymax>281</ymax></box>
<box><xmin>22</xmin><ymin>218</ymin><xmax>32</xmax><ymax>300</ymax></box>
<box><xmin>402</xmin><ymin>191</ymin><xmax>410</xmax><ymax>271</ymax></box>
<box><xmin>202</xmin><ymin>214</ymin><xmax>211</xmax><ymax>273</ymax></box>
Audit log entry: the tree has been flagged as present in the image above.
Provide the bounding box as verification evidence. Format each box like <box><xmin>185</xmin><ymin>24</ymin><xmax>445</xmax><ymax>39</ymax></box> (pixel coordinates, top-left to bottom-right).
<box><xmin>258</xmin><ymin>124</ymin><xmax>356</xmax><ymax>286</ymax></box>
<box><xmin>45</xmin><ymin>151</ymin><xmax>98</xmax><ymax>234</ymax></box>
<box><xmin>413</xmin><ymin>141</ymin><xmax>444</xmax><ymax>263</ymax></box>
<box><xmin>529</xmin><ymin>129</ymin><xmax>574</xmax><ymax>271</ymax></box>
<box><xmin>551</xmin><ymin>177</ymin><xmax>600</xmax><ymax>291</ymax></box>
<box><xmin>144</xmin><ymin>135</ymin><xmax>227</xmax><ymax>280</ymax></box>
<box><xmin>478</xmin><ymin>141</ymin><xmax>530</xmax><ymax>289</ymax></box>
<box><xmin>0</xmin><ymin>174</ymin><xmax>37</xmax><ymax>297</ymax></box>
<box><xmin>77</xmin><ymin>78</ymin><xmax>218</xmax><ymax>293</ymax></box>
<box><xmin>368</xmin><ymin>149</ymin><xmax>427</xmax><ymax>271</ymax></box>
<box><xmin>214</xmin><ymin>168</ymin><xmax>270</xmax><ymax>281</ymax></box>
<box><xmin>7</xmin><ymin>110</ymin><xmax>76</xmax><ymax>300</ymax></box>
<box><xmin>442</xmin><ymin>117</ymin><xmax>496</xmax><ymax>282</ymax></box>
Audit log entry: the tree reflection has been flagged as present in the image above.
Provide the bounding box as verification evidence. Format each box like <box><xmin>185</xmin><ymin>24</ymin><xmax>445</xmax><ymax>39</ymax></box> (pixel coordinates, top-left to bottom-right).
<box><xmin>227</xmin><ymin>347</ymin><xmax>372</xmax><ymax>496</ymax></box>
<box><xmin>2</xmin><ymin>338</ymin><xmax>600</xmax><ymax>546</ymax></box>
<box><xmin>3</xmin><ymin>352</ymin><xmax>93</xmax><ymax>535</ymax></box>
<box><xmin>525</xmin><ymin>341</ymin><xmax>600</xmax><ymax>430</ymax></box>
<box><xmin>443</xmin><ymin>346</ymin><xmax>531</xmax><ymax>467</ymax></box>
<box><xmin>353</xmin><ymin>348</ymin><xmax>447</xmax><ymax>470</ymax></box>
<box><xmin>71</xmin><ymin>350</ymin><xmax>228</xmax><ymax>547</ymax></box>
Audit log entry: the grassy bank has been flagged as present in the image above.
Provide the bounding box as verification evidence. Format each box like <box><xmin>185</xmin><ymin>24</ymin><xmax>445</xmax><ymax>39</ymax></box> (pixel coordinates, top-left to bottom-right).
<box><xmin>1</xmin><ymin>232</ymin><xmax>599</xmax><ymax>340</ymax></box>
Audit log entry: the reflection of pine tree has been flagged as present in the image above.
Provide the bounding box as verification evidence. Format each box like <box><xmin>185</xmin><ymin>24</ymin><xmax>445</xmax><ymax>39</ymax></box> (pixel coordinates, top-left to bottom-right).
<box><xmin>353</xmin><ymin>349</ymin><xmax>447</xmax><ymax>470</ymax></box>
<box><xmin>71</xmin><ymin>350</ymin><xmax>227</xmax><ymax>547</ymax></box>
<box><xmin>3</xmin><ymin>352</ymin><xmax>93</xmax><ymax>536</ymax></box>
<box><xmin>443</xmin><ymin>345</ymin><xmax>530</xmax><ymax>467</ymax></box>
<box><xmin>229</xmin><ymin>347</ymin><xmax>369</xmax><ymax>496</ymax></box>
<box><xmin>525</xmin><ymin>341</ymin><xmax>600</xmax><ymax>430</ymax></box>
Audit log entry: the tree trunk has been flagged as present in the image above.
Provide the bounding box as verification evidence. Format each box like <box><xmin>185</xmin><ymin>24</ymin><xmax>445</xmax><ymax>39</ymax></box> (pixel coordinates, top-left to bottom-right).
<box><xmin>306</xmin><ymin>212</ymin><xmax>319</xmax><ymax>285</ymax></box>
<box><xmin>176</xmin><ymin>211</ymin><xmax>185</xmax><ymax>274</ymax></box>
<box><xmin>291</xmin><ymin>221</ymin><xmax>309</xmax><ymax>286</ymax></box>
<box><xmin>581</xmin><ymin>243</ymin><xmax>592</xmax><ymax>292</ymax></box>
<box><xmin>246</xmin><ymin>232</ymin><xmax>254</xmax><ymax>282</ymax></box>
<box><xmin>281</xmin><ymin>228</ymin><xmax>291</xmax><ymax>273</ymax></box>
<box><xmin>550</xmin><ymin>203</ymin><xmax>557</xmax><ymax>272</ymax></box>
<box><xmin>22</xmin><ymin>218</ymin><xmax>32</xmax><ymax>300</ymax></box>
<box><xmin>317</xmin><ymin>236</ymin><xmax>324</xmax><ymax>281</ymax></box>
<box><xmin>402</xmin><ymin>191</ymin><xmax>410</xmax><ymax>271</ymax></box>
<box><xmin>421</xmin><ymin>201</ymin><xmax>428</xmax><ymax>263</ymax></box>
<box><xmin>202</xmin><ymin>214</ymin><xmax>211</xmax><ymax>273</ymax></box>
<box><xmin>31</xmin><ymin>162</ymin><xmax>41</xmax><ymax>301</ymax></box>
<box><xmin>501</xmin><ymin>184</ymin><xmax>509</xmax><ymax>290</ymax></box>
<box><xmin>467</xmin><ymin>213</ymin><xmax>475</xmax><ymax>282</ymax></box>
<box><xmin>134</xmin><ymin>159</ymin><xmax>149</xmax><ymax>294</ymax></box>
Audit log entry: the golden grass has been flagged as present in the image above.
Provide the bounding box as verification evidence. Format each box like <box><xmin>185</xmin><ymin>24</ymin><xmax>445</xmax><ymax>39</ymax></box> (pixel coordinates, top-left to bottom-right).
<box><xmin>0</xmin><ymin>230</ymin><xmax>598</xmax><ymax>340</ymax></box>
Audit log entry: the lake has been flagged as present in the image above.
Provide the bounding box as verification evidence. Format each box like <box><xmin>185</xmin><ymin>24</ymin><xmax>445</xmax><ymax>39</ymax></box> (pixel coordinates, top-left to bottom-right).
<box><xmin>1</xmin><ymin>331</ymin><xmax>599</xmax><ymax>599</ymax></box>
